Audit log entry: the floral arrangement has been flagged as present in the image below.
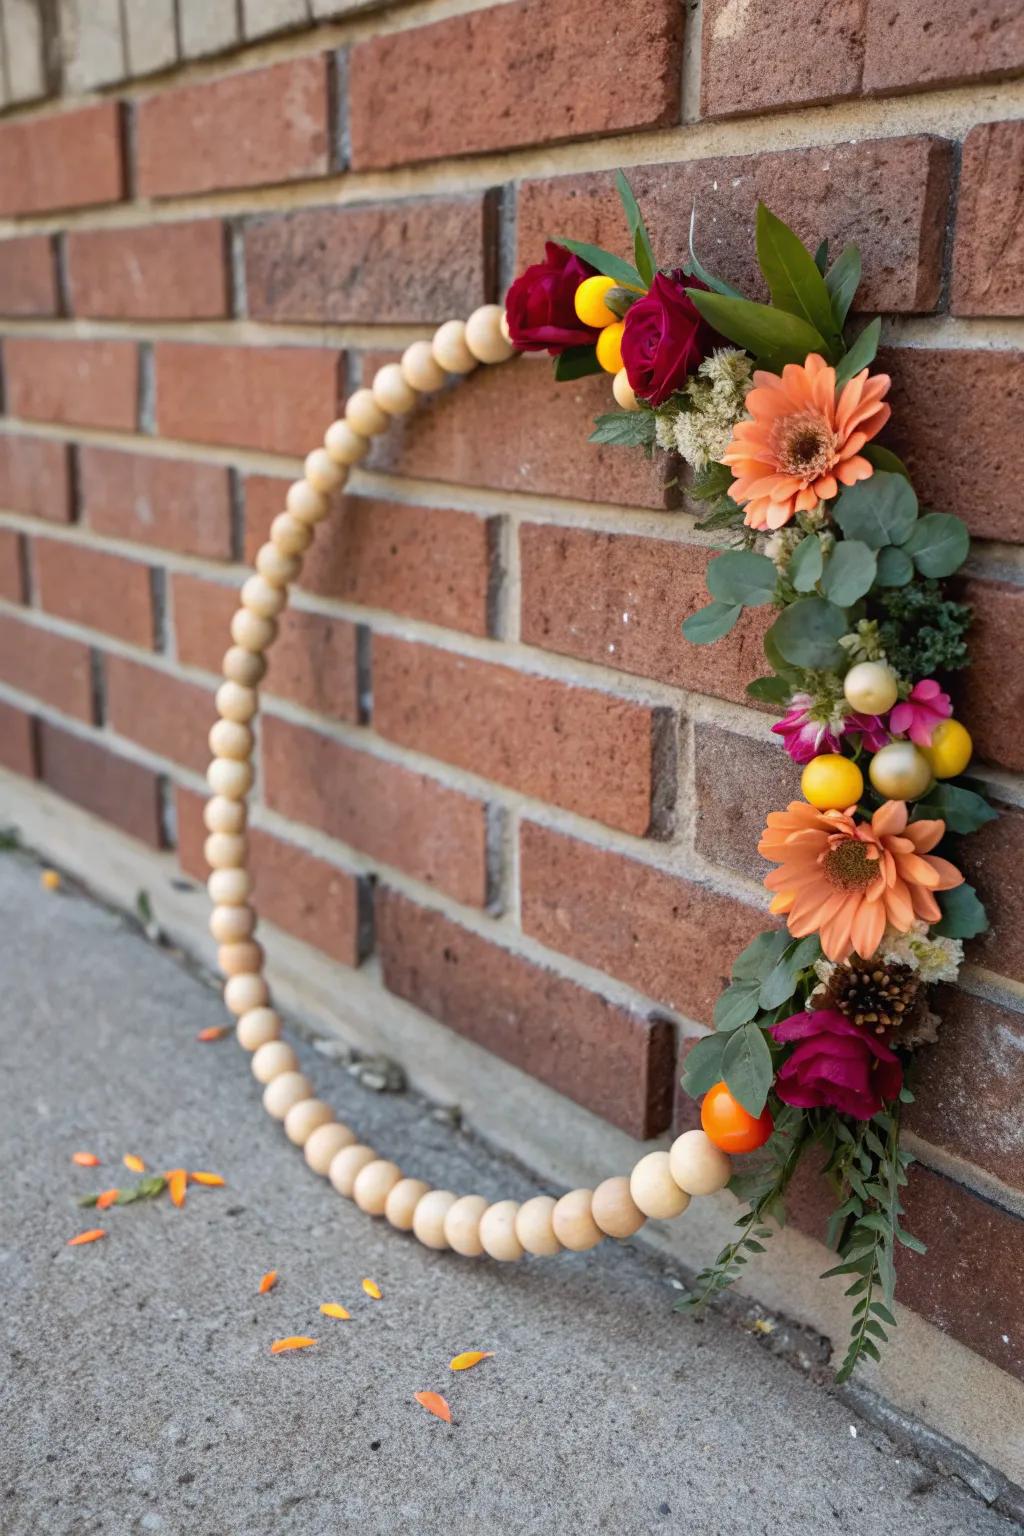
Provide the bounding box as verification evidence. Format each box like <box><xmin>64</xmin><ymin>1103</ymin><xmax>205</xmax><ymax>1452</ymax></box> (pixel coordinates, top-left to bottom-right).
<box><xmin>506</xmin><ymin>178</ymin><xmax>993</xmax><ymax>1380</ymax></box>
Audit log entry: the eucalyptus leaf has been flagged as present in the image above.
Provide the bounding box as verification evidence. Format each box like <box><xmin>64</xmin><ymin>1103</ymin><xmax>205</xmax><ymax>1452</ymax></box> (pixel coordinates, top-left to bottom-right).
<box><xmin>722</xmin><ymin>1021</ymin><xmax>774</xmax><ymax>1117</ymax></box>
<box><xmin>834</xmin><ymin>316</ymin><xmax>881</xmax><ymax>389</ymax></box>
<box><xmin>686</xmin><ymin>288</ymin><xmax>828</xmax><ymax>371</ymax></box>
<box><xmin>832</xmin><ymin>471</ymin><xmax>918</xmax><ymax>549</ymax></box>
<box><xmin>824</xmin><ymin>243</ymin><xmax>861</xmax><ymax>329</ymax></box>
<box><xmin>934</xmin><ymin>882</ymin><xmax>989</xmax><ymax>939</ymax></box>
<box><xmin>553</xmin><ymin>345</ymin><xmax>602</xmax><ymax>382</ymax></box>
<box><xmin>683</xmin><ymin>600</ymin><xmax>742</xmax><ymax>644</ymax></box>
<box><xmin>681</xmin><ymin>1032</ymin><xmax>728</xmax><ymax>1098</ymax></box>
<box><xmin>864</xmin><ymin>443</ymin><xmax>910</xmax><ymax>479</ymax></box>
<box><xmin>687</xmin><ymin>204</ymin><xmax>744</xmax><ymax>299</ymax></box>
<box><xmin>714</xmin><ymin>978</ymin><xmax>762</xmax><ymax>1032</ymax></box>
<box><xmin>731</xmin><ymin>928</ymin><xmax>792</xmax><ymax>981</ymax></box>
<box><xmin>789</xmin><ymin>535</ymin><xmax>824</xmax><ymax>592</ymax></box>
<box><xmin>555</xmin><ymin>237</ymin><xmax>643</xmax><ymax>289</ymax></box>
<box><xmin>901</xmin><ymin>512</ymin><xmax>970</xmax><ymax>578</ymax></box>
<box><xmin>769</xmin><ymin>597</ymin><xmax>847</xmax><ymax>669</ymax></box>
<box><xmin>913</xmin><ymin>782</ymin><xmax>997</xmax><ymax>835</ymax></box>
<box><xmin>755</xmin><ymin>203</ymin><xmax>841</xmax><ymax>355</ymax></box>
<box><xmin>706</xmin><ymin>549</ymin><xmax>778</xmax><ymax>606</ymax></box>
<box><xmin>758</xmin><ymin>934</ymin><xmax>821</xmax><ymax>1010</ymax></box>
<box><xmin>875</xmin><ymin>545</ymin><xmax>914</xmax><ymax>587</ymax></box>
<box><xmin>821</xmin><ymin>539</ymin><xmax>877</xmax><ymax>606</ymax></box>
<box><xmin>746</xmin><ymin>674</ymin><xmax>793</xmax><ymax>704</ymax></box>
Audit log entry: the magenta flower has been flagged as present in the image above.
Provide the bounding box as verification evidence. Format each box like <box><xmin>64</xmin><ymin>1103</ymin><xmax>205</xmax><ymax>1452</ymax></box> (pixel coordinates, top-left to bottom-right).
<box><xmin>772</xmin><ymin>695</ymin><xmax>889</xmax><ymax>765</ymax></box>
<box><xmin>770</xmin><ymin>1009</ymin><xmax>903</xmax><ymax>1121</ymax></box>
<box><xmin>888</xmin><ymin>679</ymin><xmax>952</xmax><ymax>748</ymax></box>
<box><xmin>845</xmin><ymin>711</ymin><xmax>890</xmax><ymax>753</ymax></box>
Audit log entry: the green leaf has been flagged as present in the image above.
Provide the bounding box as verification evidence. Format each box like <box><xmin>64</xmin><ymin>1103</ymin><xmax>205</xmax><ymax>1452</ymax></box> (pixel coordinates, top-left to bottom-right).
<box><xmin>616</xmin><ymin>170</ymin><xmax>656</xmax><ymax>288</ymax></box>
<box><xmin>913</xmin><ymin>782</ymin><xmax>997</xmax><ymax>835</ymax></box>
<box><xmin>758</xmin><ymin>935</ymin><xmax>820</xmax><ymax>1009</ymax></box>
<box><xmin>824</xmin><ymin>243</ymin><xmax>861</xmax><ymax>329</ymax></box>
<box><xmin>821</xmin><ymin>540</ymin><xmax>877</xmax><ymax>606</ymax></box>
<box><xmin>554</xmin><ymin>237</ymin><xmax>643</xmax><ymax>289</ymax></box>
<box><xmin>686</xmin><ymin>204</ymin><xmax>744</xmax><ymax>299</ymax></box>
<box><xmin>686</xmin><ymin>288</ymin><xmax>827</xmax><ymax>371</ymax></box>
<box><xmin>934</xmin><ymin>882</ymin><xmax>989</xmax><ymax>939</ymax></box>
<box><xmin>901</xmin><ymin>512</ymin><xmax>971</xmax><ymax>578</ymax></box>
<box><xmin>834</xmin><ymin>316</ymin><xmax>881</xmax><ymax>389</ymax></box>
<box><xmin>789</xmin><ymin>535</ymin><xmax>824</xmax><ymax>592</ymax></box>
<box><xmin>864</xmin><ymin>443</ymin><xmax>910</xmax><ymax>479</ymax></box>
<box><xmin>769</xmin><ymin>597</ymin><xmax>847</xmax><ymax>669</ymax></box>
<box><xmin>722</xmin><ymin>1021</ymin><xmax>774</xmax><ymax>1117</ymax></box>
<box><xmin>588</xmin><ymin>410</ymin><xmax>657</xmax><ymax>447</ymax></box>
<box><xmin>895</xmin><ymin>1229</ymin><xmax>927</xmax><ymax>1254</ymax></box>
<box><xmin>683</xmin><ymin>600</ymin><xmax>742</xmax><ymax>644</ymax></box>
<box><xmin>731</xmin><ymin>928</ymin><xmax>792</xmax><ymax>982</ymax></box>
<box><xmin>875</xmin><ymin>545</ymin><xmax>914</xmax><ymax>587</ymax></box>
<box><xmin>714</xmin><ymin>979</ymin><xmax>762</xmax><ymax>1032</ymax></box>
<box><xmin>755</xmin><ymin>203</ymin><xmax>841</xmax><ymax>355</ymax></box>
<box><xmin>681</xmin><ymin>1032</ymin><xmax>727</xmax><ymax>1098</ymax></box>
<box><xmin>813</xmin><ymin>238</ymin><xmax>829</xmax><ymax>276</ymax></box>
<box><xmin>706</xmin><ymin>549</ymin><xmax>778</xmax><ymax>606</ymax></box>
<box><xmin>552</xmin><ymin>345</ymin><xmax>602</xmax><ymax>382</ymax></box>
<box><xmin>746</xmin><ymin>674</ymin><xmax>793</xmax><ymax>704</ymax></box>
<box><xmin>832</xmin><ymin>471</ymin><xmax>918</xmax><ymax>549</ymax></box>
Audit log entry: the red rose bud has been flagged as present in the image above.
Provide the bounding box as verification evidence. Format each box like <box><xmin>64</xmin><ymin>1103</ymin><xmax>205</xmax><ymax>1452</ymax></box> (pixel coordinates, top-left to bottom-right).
<box><xmin>504</xmin><ymin>242</ymin><xmax>602</xmax><ymax>357</ymax></box>
<box><xmin>770</xmin><ymin>1009</ymin><xmax>903</xmax><ymax>1122</ymax></box>
<box><xmin>621</xmin><ymin>270</ymin><xmax>720</xmax><ymax>407</ymax></box>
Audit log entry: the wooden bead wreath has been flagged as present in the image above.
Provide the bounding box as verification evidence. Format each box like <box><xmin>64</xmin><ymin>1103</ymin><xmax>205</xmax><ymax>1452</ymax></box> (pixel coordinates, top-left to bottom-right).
<box><xmin>204</xmin><ymin>303</ymin><xmax>734</xmax><ymax>1262</ymax></box>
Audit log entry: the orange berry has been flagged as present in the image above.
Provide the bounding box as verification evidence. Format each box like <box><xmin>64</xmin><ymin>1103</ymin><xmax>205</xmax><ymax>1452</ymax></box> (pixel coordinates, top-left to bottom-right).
<box><xmin>700</xmin><ymin>1081</ymin><xmax>773</xmax><ymax>1155</ymax></box>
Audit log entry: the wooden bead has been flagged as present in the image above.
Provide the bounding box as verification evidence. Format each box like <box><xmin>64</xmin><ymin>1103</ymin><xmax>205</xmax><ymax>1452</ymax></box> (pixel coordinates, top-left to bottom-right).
<box><xmin>353</xmin><ymin>1159</ymin><xmax>403</xmax><ymax>1216</ymax></box>
<box><xmin>208</xmin><ymin>720</ymin><xmax>252</xmax><ymax>761</ymax></box>
<box><xmin>591</xmin><ymin>1177</ymin><xmax>645</xmax><ymax>1240</ymax></box>
<box><xmin>465</xmin><ymin>304</ymin><xmax>515</xmax><ymax>364</ymax></box>
<box><xmin>329</xmin><ymin>1143</ymin><xmax>377</xmax><ymax>1198</ymax></box>
<box><xmin>444</xmin><ymin>1194</ymin><xmax>489</xmax><ymax>1257</ymax></box>
<box><xmin>514</xmin><ymin>1195</ymin><xmax>561</xmax><ymax>1257</ymax></box>
<box><xmin>224</xmin><ymin>973</ymin><xmax>268</xmax><ymax>1016</ymax></box>
<box><xmin>668</xmin><ymin>1130</ymin><xmax>732</xmax><ymax>1197</ymax></box>
<box><xmin>211</xmin><ymin>903</ymin><xmax>255</xmax><ymax>944</ymax></box>
<box><xmin>204</xmin><ymin>795</ymin><xmax>246</xmax><ymax>834</ymax></box>
<box><xmin>552</xmin><ymin>1189</ymin><xmax>604</xmax><ymax>1252</ymax></box>
<box><xmin>612</xmin><ymin>368</ymin><xmax>639</xmax><ymax>411</ymax></box>
<box><xmin>236</xmin><ymin>1006</ymin><xmax>280</xmax><ymax>1051</ymax></box>
<box><xmin>215</xmin><ymin>682</ymin><xmax>257</xmax><ymax>725</ymax></box>
<box><xmin>241</xmin><ymin>574</ymin><xmax>286</xmax><ymax>619</ymax></box>
<box><xmin>270</xmin><ymin>512</ymin><xmax>313</xmax><ymax>555</ymax></box>
<box><xmin>263</xmin><ymin>1070</ymin><xmax>313</xmax><ymax>1121</ymax></box>
<box><xmin>207</xmin><ymin>757</ymin><xmax>253</xmax><ymax>800</ymax></box>
<box><xmin>479</xmin><ymin>1201</ymin><xmax>524</xmax><ymax>1261</ymax></box>
<box><xmin>256</xmin><ymin>542</ymin><xmax>300</xmax><ymax>587</ymax></box>
<box><xmin>400</xmin><ymin>340</ymin><xmax>446</xmax><ymax>393</ymax></box>
<box><xmin>345</xmin><ymin>387</ymin><xmax>390</xmax><ymax>437</ymax></box>
<box><xmin>412</xmin><ymin>1189</ymin><xmax>458</xmax><ymax>1250</ymax></box>
<box><xmin>204</xmin><ymin>832</ymin><xmax>247</xmax><ymax>871</ymax></box>
<box><xmin>325</xmin><ymin>418</ymin><xmax>370</xmax><ymax>465</ymax></box>
<box><xmin>223</xmin><ymin>645</ymin><xmax>266</xmax><ymax>686</ymax></box>
<box><xmin>629</xmin><ymin>1151</ymin><xmax>691</xmax><ymax>1221</ymax></box>
<box><xmin>218</xmin><ymin>939</ymin><xmax>263</xmax><ymax>977</ymax></box>
<box><xmin>304</xmin><ymin>448</ymin><xmax>346</xmax><ymax>495</ymax></box>
<box><xmin>304</xmin><ymin>1120</ymin><xmax>357</xmax><ymax>1175</ymax></box>
<box><xmin>207</xmin><ymin>868</ymin><xmax>251</xmax><ymax>906</ymax></box>
<box><xmin>385</xmin><ymin>1177</ymin><xmax>431</xmax><ymax>1231</ymax></box>
<box><xmin>252</xmin><ymin>1039</ymin><xmax>298</xmax><ymax>1083</ymax></box>
<box><xmin>286</xmin><ymin>478</ymin><xmax>328</xmax><ymax>524</ymax></box>
<box><xmin>230</xmin><ymin>608</ymin><xmax>276</xmax><ymax>653</ymax></box>
<box><xmin>284</xmin><ymin>1097</ymin><xmax>333</xmax><ymax>1147</ymax></box>
<box><xmin>372</xmin><ymin>362</ymin><xmax>417</xmax><ymax>416</ymax></box>
<box><xmin>432</xmin><ymin>319</ymin><xmax>476</xmax><ymax>374</ymax></box>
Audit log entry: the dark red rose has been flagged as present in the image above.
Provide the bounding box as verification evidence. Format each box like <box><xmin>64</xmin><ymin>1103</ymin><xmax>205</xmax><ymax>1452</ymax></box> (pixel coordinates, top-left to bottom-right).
<box><xmin>770</xmin><ymin>1009</ymin><xmax>903</xmax><ymax>1121</ymax></box>
<box><xmin>504</xmin><ymin>242</ymin><xmax>601</xmax><ymax>356</ymax></box>
<box><xmin>621</xmin><ymin>270</ymin><xmax>719</xmax><ymax>406</ymax></box>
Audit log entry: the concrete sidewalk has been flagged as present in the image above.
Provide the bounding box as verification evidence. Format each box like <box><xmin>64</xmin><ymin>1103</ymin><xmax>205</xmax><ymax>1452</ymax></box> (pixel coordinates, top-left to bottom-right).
<box><xmin>0</xmin><ymin>851</ymin><xmax>1019</xmax><ymax>1536</ymax></box>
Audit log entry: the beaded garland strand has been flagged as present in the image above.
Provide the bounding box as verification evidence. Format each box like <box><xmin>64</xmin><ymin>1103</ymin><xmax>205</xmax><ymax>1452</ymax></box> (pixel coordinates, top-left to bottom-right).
<box><xmin>205</xmin><ymin>304</ymin><xmax>733</xmax><ymax>1261</ymax></box>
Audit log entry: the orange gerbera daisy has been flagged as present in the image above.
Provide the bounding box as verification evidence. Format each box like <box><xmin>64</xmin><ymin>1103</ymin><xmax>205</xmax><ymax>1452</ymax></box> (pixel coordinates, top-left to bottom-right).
<box><xmin>759</xmin><ymin>799</ymin><xmax>963</xmax><ymax>963</ymax></box>
<box><xmin>721</xmin><ymin>353</ymin><xmax>891</xmax><ymax>531</ymax></box>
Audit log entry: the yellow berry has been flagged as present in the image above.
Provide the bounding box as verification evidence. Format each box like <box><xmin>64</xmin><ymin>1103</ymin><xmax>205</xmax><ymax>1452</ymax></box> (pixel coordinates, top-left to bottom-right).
<box><xmin>574</xmin><ymin>275</ymin><xmax>619</xmax><ymax>329</ymax></box>
<box><xmin>596</xmin><ymin>321</ymin><xmax>625</xmax><ymax>374</ymax></box>
<box><xmin>922</xmin><ymin>718</ymin><xmax>973</xmax><ymax>779</ymax></box>
<box><xmin>868</xmin><ymin>741</ymin><xmax>933</xmax><ymax>801</ymax></box>
<box><xmin>800</xmin><ymin>754</ymin><xmax>865</xmax><ymax>812</ymax></box>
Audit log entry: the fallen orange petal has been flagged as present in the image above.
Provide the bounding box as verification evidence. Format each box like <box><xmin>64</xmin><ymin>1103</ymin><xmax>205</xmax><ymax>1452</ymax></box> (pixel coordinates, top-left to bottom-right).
<box><xmin>196</xmin><ymin>1026</ymin><xmax>230</xmax><ymax>1042</ymax></box>
<box><xmin>190</xmin><ymin>1172</ymin><xmax>225</xmax><ymax>1187</ymax></box>
<box><xmin>167</xmin><ymin>1169</ymin><xmax>187</xmax><ymax>1208</ymax></box>
<box><xmin>270</xmin><ymin>1336</ymin><xmax>315</xmax><ymax>1354</ymax></box>
<box><xmin>259</xmin><ymin>1270</ymin><xmax>278</xmax><ymax>1294</ymax></box>
<box><xmin>362</xmin><ymin>1278</ymin><xmax>382</xmax><ymax>1300</ymax></box>
<box><xmin>95</xmin><ymin>1188</ymin><xmax>120</xmax><ymax>1211</ymax></box>
<box><xmin>123</xmin><ymin>1154</ymin><xmax>146</xmax><ymax>1174</ymax></box>
<box><xmin>72</xmin><ymin>1152</ymin><xmax>100</xmax><ymax>1167</ymax></box>
<box><xmin>414</xmin><ymin>1391</ymin><xmax>452</xmax><ymax>1423</ymax></box>
<box><xmin>449</xmin><ymin>1351</ymin><xmax>494</xmax><ymax>1372</ymax></box>
<box><xmin>68</xmin><ymin>1229</ymin><xmax>107</xmax><ymax>1246</ymax></box>
<box><xmin>41</xmin><ymin>869</ymin><xmax>61</xmax><ymax>891</ymax></box>
<box><xmin>319</xmin><ymin>1303</ymin><xmax>351</xmax><ymax>1321</ymax></box>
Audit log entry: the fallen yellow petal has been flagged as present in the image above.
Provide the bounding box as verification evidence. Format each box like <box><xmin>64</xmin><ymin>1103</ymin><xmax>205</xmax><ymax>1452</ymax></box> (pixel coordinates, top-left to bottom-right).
<box><xmin>449</xmin><ymin>1351</ymin><xmax>494</xmax><ymax>1372</ymax></box>
<box><xmin>414</xmin><ymin>1391</ymin><xmax>452</xmax><ymax>1423</ymax></box>
<box><xmin>270</xmin><ymin>1336</ymin><xmax>315</xmax><ymax>1354</ymax></box>
<box><xmin>41</xmin><ymin>869</ymin><xmax>61</xmax><ymax>891</ymax></box>
<box><xmin>167</xmin><ymin>1168</ymin><xmax>187</xmax><ymax>1208</ymax></box>
<box><xmin>362</xmin><ymin>1278</ymin><xmax>382</xmax><ymax>1300</ymax></box>
<box><xmin>319</xmin><ymin>1303</ymin><xmax>351</xmax><ymax>1321</ymax></box>
<box><xmin>190</xmin><ymin>1172</ymin><xmax>225</xmax><ymax>1187</ymax></box>
<box><xmin>123</xmin><ymin>1154</ymin><xmax>146</xmax><ymax>1173</ymax></box>
<box><xmin>67</xmin><ymin>1228</ymin><xmax>107</xmax><ymax>1246</ymax></box>
<box><xmin>258</xmin><ymin>1269</ymin><xmax>278</xmax><ymax>1294</ymax></box>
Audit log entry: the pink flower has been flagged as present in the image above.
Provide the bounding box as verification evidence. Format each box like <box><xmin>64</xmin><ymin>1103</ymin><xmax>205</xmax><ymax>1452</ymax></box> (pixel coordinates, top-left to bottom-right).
<box><xmin>772</xmin><ymin>695</ymin><xmax>889</xmax><ymax>765</ymax></box>
<box><xmin>845</xmin><ymin>711</ymin><xmax>890</xmax><ymax>753</ymax></box>
<box><xmin>770</xmin><ymin>1009</ymin><xmax>903</xmax><ymax>1120</ymax></box>
<box><xmin>888</xmin><ymin>679</ymin><xmax>952</xmax><ymax>748</ymax></box>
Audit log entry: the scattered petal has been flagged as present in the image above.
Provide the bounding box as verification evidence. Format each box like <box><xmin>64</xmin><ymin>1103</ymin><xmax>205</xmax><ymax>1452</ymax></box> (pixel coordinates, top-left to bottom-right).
<box><xmin>123</xmin><ymin>1154</ymin><xmax>146</xmax><ymax>1173</ymax></box>
<box><xmin>449</xmin><ymin>1351</ymin><xmax>494</xmax><ymax>1372</ymax></box>
<box><xmin>414</xmin><ymin>1392</ymin><xmax>452</xmax><ymax>1423</ymax></box>
<box><xmin>167</xmin><ymin>1169</ymin><xmax>187</xmax><ymax>1208</ymax></box>
<box><xmin>190</xmin><ymin>1172</ymin><xmax>225</xmax><ymax>1187</ymax></box>
<box><xmin>752</xmin><ymin>1317</ymin><xmax>776</xmax><ymax>1336</ymax></box>
<box><xmin>362</xmin><ymin>1278</ymin><xmax>382</xmax><ymax>1300</ymax></box>
<box><xmin>259</xmin><ymin>1270</ymin><xmax>278</xmax><ymax>1295</ymax></box>
<box><xmin>41</xmin><ymin>869</ymin><xmax>61</xmax><ymax>891</ymax></box>
<box><xmin>95</xmin><ymin>1188</ymin><xmax>120</xmax><ymax>1211</ymax></box>
<box><xmin>67</xmin><ymin>1229</ymin><xmax>107</xmax><ymax>1246</ymax></box>
<box><xmin>196</xmin><ymin>1026</ymin><xmax>231</xmax><ymax>1042</ymax></box>
<box><xmin>270</xmin><ymin>1336</ymin><xmax>314</xmax><ymax>1354</ymax></box>
<box><xmin>72</xmin><ymin>1152</ymin><xmax>101</xmax><ymax>1168</ymax></box>
<box><xmin>319</xmin><ymin>1303</ymin><xmax>351</xmax><ymax>1321</ymax></box>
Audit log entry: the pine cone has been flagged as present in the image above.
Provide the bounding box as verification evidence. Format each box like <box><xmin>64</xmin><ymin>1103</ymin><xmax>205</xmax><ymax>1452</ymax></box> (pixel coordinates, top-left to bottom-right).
<box><xmin>821</xmin><ymin>955</ymin><xmax>922</xmax><ymax>1039</ymax></box>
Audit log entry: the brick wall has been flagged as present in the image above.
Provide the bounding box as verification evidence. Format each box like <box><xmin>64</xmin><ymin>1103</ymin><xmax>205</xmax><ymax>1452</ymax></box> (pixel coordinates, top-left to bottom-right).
<box><xmin>0</xmin><ymin>0</ymin><xmax>1022</xmax><ymax>1395</ymax></box>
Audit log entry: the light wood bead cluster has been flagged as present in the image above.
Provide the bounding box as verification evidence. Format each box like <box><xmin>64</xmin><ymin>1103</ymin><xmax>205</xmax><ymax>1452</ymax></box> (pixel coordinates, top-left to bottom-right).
<box><xmin>204</xmin><ymin>306</ymin><xmax>733</xmax><ymax>1263</ymax></box>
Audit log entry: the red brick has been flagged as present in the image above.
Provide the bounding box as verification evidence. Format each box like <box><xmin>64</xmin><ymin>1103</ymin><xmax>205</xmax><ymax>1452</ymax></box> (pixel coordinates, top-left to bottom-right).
<box><xmin>245</xmin><ymin>475</ymin><xmax>497</xmax><ymax>637</ymax></box>
<box><xmin>262</xmin><ymin>714</ymin><xmax>492</xmax><ymax>907</ymax></box>
<box><xmin>173</xmin><ymin>785</ymin><xmax>207</xmax><ymax>882</ymax></box>
<box><xmin>863</xmin><ymin>1</ymin><xmax>1024</xmax><ymax>96</ymax></box>
<box><xmin>105</xmin><ymin>654</ymin><xmax>211</xmax><ymax>773</ymax></box>
<box><xmin>701</xmin><ymin>0</ymin><xmax>863</xmax><ymax>118</ymax></box>
<box><xmin>137</xmin><ymin>57</ymin><xmax>331</xmax><ymax>199</ymax></box>
<box><xmin>517</xmin><ymin>137</ymin><xmax>952</xmax><ymax>317</ymax></box>
<box><xmin>693</xmin><ymin>724</ymin><xmax>800</xmax><ymax>883</ymax></box>
<box><xmin>376</xmin><ymin>886</ymin><xmax>673</xmax><ymax>1137</ymax></box>
<box><xmin>0</xmin><ymin>612</ymin><xmax>93</xmax><ymax>722</ymax></box>
<box><xmin>171</xmin><ymin>574</ymin><xmax>238</xmax><ymax>673</ymax></box>
<box><xmin>520</xmin><ymin>821</ymin><xmax>769</xmax><ymax>1021</ymax></box>
<box><xmin>0</xmin><ymin>236</ymin><xmax>59</xmax><ymax>317</ymax></box>
<box><xmin>267</xmin><ymin>609</ymin><xmax>361</xmax><ymax>722</ymax></box>
<box><xmin>0</xmin><ymin>435</ymin><xmax>72</xmax><ymax>524</ymax></box>
<box><xmin>959</xmin><ymin>795</ymin><xmax>1024</xmax><ymax>986</ymax></box>
<box><xmin>38</xmin><ymin>720</ymin><xmax>163</xmax><ymax>849</ymax></box>
<box><xmin>956</xmin><ymin>577</ymin><xmax>1024</xmax><ymax>775</ymax></box>
<box><xmin>0</xmin><ymin>699</ymin><xmax>37</xmax><ymax>777</ymax></box>
<box><xmin>79</xmin><ymin>447</ymin><xmax>234</xmax><ymax>562</ymax></box>
<box><xmin>349</xmin><ymin>0</ymin><xmax>682</xmax><ymax>170</ymax></box>
<box><xmin>66</xmin><ymin>221</ymin><xmax>229</xmax><ymax>321</ymax></box>
<box><xmin>4</xmin><ymin>339</ymin><xmax>138</xmax><ymax>433</ymax></box>
<box><xmin>0</xmin><ymin>529</ymin><xmax>24</xmax><ymax>603</ymax></box>
<box><xmin>520</xmin><ymin>526</ymin><xmax>771</xmax><ymax>706</ymax></box>
<box><xmin>879</xmin><ymin>347</ymin><xmax>1024</xmax><ymax>544</ymax></box>
<box><xmin>34</xmin><ymin>541</ymin><xmax>153</xmax><ymax>648</ymax></box>
<box><xmin>951</xmin><ymin>121</ymin><xmax>1024</xmax><ymax>317</ymax></box>
<box><xmin>373</xmin><ymin>636</ymin><xmax>676</xmax><ymax>838</ymax></box>
<box><xmin>249</xmin><ymin>828</ymin><xmax>369</xmax><ymax>967</ymax></box>
<box><xmin>244</xmin><ymin>195</ymin><xmax>496</xmax><ymax>325</ymax></box>
<box><xmin>154</xmin><ymin>343</ymin><xmax>342</xmax><ymax>457</ymax></box>
<box><xmin>0</xmin><ymin>103</ymin><xmax>124</xmax><ymax>217</ymax></box>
